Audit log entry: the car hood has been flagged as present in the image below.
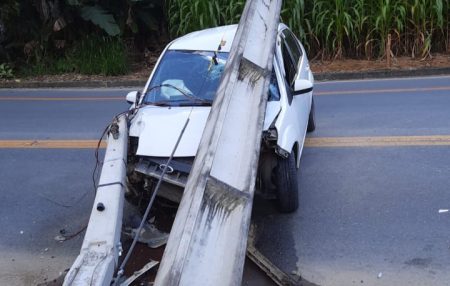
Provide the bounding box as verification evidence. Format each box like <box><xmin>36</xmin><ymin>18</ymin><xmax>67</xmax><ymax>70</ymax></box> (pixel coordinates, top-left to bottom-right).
<box><xmin>129</xmin><ymin>101</ymin><xmax>281</xmax><ymax>157</ymax></box>
<box><xmin>129</xmin><ymin>106</ymin><xmax>210</xmax><ymax>157</ymax></box>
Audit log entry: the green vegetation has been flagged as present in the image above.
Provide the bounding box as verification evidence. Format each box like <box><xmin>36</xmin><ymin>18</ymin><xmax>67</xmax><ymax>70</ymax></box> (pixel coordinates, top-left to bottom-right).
<box><xmin>72</xmin><ymin>36</ymin><xmax>128</xmax><ymax>75</ymax></box>
<box><xmin>0</xmin><ymin>0</ymin><xmax>164</xmax><ymax>77</ymax></box>
<box><xmin>167</xmin><ymin>0</ymin><xmax>246</xmax><ymax>36</ymax></box>
<box><xmin>0</xmin><ymin>63</ymin><xmax>13</xmax><ymax>79</ymax></box>
<box><xmin>168</xmin><ymin>0</ymin><xmax>449</xmax><ymax>60</ymax></box>
<box><xmin>21</xmin><ymin>36</ymin><xmax>127</xmax><ymax>76</ymax></box>
<box><xmin>0</xmin><ymin>0</ymin><xmax>448</xmax><ymax>77</ymax></box>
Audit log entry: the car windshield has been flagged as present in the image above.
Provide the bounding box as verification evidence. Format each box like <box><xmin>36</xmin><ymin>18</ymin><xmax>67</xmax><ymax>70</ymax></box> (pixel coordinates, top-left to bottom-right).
<box><xmin>144</xmin><ymin>50</ymin><xmax>228</xmax><ymax>106</ymax></box>
<box><xmin>143</xmin><ymin>50</ymin><xmax>280</xmax><ymax>106</ymax></box>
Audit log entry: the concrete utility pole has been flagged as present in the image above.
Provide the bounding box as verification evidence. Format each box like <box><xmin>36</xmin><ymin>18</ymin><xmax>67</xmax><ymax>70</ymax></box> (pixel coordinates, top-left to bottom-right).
<box><xmin>63</xmin><ymin>116</ymin><xmax>128</xmax><ymax>286</ymax></box>
<box><xmin>155</xmin><ymin>0</ymin><xmax>282</xmax><ymax>285</ymax></box>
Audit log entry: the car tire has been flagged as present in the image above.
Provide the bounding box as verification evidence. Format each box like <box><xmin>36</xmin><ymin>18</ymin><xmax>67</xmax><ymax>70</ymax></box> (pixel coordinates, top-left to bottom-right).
<box><xmin>274</xmin><ymin>151</ymin><xmax>299</xmax><ymax>213</ymax></box>
<box><xmin>307</xmin><ymin>97</ymin><xmax>316</xmax><ymax>132</ymax></box>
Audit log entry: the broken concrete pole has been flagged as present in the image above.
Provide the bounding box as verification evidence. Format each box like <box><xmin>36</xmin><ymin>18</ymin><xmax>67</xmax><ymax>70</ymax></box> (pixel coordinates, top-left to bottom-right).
<box><xmin>63</xmin><ymin>115</ymin><xmax>128</xmax><ymax>286</ymax></box>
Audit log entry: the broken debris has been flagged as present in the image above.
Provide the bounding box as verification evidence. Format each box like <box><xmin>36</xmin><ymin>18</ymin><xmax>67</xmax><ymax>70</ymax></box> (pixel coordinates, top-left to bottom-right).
<box><xmin>124</xmin><ymin>222</ymin><xmax>169</xmax><ymax>248</ymax></box>
<box><xmin>119</xmin><ymin>260</ymin><xmax>159</xmax><ymax>286</ymax></box>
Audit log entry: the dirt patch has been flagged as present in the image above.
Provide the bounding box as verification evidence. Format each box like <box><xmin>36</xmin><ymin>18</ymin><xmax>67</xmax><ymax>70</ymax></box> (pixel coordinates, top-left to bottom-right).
<box><xmin>311</xmin><ymin>53</ymin><xmax>450</xmax><ymax>74</ymax></box>
<box><xmin>1</xmin><ymin>53</ymin><xmax>449</xmax><ymax>85</ymax></box>
<box><xmin>0</xmin><ymin>68</ymin><xmax>151</xmax><ymax>85</ymax></box>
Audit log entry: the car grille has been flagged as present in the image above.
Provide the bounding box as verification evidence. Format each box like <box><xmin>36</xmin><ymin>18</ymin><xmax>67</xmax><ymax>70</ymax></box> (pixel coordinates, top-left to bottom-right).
<box><xmin>135</xmin><ymin>156</ymin><xmax>195</xmax><ymax>188</ymax></box>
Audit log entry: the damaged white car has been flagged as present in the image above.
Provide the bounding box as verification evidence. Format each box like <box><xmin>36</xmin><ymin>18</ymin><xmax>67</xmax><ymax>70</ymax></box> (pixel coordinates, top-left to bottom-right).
<box><xmin>125</xmin><ymin>23</ymin><xmax>315</xmax><ymax>213</ymax></box>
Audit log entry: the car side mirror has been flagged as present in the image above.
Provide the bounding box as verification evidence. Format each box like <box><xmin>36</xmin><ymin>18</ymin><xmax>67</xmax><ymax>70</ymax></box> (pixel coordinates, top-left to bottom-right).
<box><xmin>293</xmin><ymin>79</ymin><xmax>313</xmax><ymax>95</ymax></box>
<box><xmin>126</xmin><ymin>91</ymin><xmax>141</xmax><ymax>104</ymax></box>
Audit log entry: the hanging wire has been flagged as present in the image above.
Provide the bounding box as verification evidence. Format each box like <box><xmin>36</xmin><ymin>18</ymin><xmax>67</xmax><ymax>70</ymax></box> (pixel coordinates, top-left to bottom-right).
<box><xmin>114</xmin><ymin>110</ymin><xmax>192</xmax><ymax>284</ymax></box>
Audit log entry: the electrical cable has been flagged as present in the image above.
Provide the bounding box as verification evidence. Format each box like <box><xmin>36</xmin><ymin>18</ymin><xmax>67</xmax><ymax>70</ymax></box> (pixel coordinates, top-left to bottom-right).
<box><xmin>89</xmin><ymin>93</ymin><xmax>191</xmax><ymax>283</ymax></box>
<box><xmin>92</xmin><ymin>123</ymin><xmax>110</xmax><ymax>192</ymax></box>
<box><xmin>92</xmin><ymin>108</ymin><xmax>138</xmax><ymax>193</ymax></box>
<box><xmin>59</xmin><ymin>225</ymin><xmax>88</xmax><ymax>241</ymax></box>
<box><xmin>113</xmin><ymin>110</ymin><xmax>192</xmax><ymax>285</ymax></box>
<box><xmin>91</xmin><ymin>85</ymin><xmax>194</xmax><ymax>193</ymax></box>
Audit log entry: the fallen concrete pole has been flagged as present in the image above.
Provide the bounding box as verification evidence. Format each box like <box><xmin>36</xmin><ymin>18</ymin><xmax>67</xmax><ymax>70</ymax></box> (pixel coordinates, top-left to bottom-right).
<box><xmin>247</xmin><ymin>225</ymin><xmax>299</xmax><ymax>286</ymax></box>
<box><xmin>155</xmin><ymin>0</ymin><xmax>282</xmax><ymax>285</ymax></box>
<box><xmin>63</xmin><ymin>115</ymin><xmax>128</xmax><ymax>286</ymax></box>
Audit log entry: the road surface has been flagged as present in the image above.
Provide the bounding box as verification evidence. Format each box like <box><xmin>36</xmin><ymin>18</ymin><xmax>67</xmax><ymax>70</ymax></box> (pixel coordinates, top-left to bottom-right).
<box><xmin>0</xmin><ymin>75</ymin><xmax>449</xmax><ymax>285</ymax></box>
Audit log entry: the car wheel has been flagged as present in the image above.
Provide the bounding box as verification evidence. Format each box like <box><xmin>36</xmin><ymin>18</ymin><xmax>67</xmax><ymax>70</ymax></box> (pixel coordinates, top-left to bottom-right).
<box><xmin>307</xmin><ymin>97</ymin><xmax>316</xmax><ymax>132</ymax></box>
<box><xmin>274</xmin><ymin>151</ymin><xmax>299</xmax><ymax>213</ymax></box>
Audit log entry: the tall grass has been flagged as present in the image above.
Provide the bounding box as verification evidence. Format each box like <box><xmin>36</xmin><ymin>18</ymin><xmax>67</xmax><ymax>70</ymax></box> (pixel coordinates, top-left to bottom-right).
<box><xmin>20</xmin><ymin>36</ymin><xmax>128</xmax><ymax>76</ymax></box>
<box><xmin>407</xmin><ymin>0</ymin><xmax>446</xmax><ymax>58</ymax></box>
<box><xmin>71</xmin><ymin>36</ymin><xmax>128</xmax><ymax>76</ymax></box>
<box><xmin>167</xmin><ymin>0</ymin><xmax>245</xmax><ymax>36</ymax></box>
<box><xmin>167</xmin><ymin>0</ymin><xmax>449</xmax><ymax>60</ymax></box>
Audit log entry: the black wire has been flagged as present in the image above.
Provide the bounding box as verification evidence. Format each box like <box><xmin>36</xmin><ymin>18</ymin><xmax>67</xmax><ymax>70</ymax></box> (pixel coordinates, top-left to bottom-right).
<box><xmin>56</xmin><ymin>109</ymin><xmax>132</xmax><ymax>257</ymax></box>
<box><xmin>92</xmin><ymin>88</ymin><xmax>185</xmax><ymax>190</ymax></box>
<box><xmin>91</xmin><ymin>108</ymin><xmax>138</xmax><ymax>193</ymax></box>
<box><xmin>89</xmin><ymin>94</ymin><xmax>190</xmax><ymax>283</ymax></box>
<box><xmin>60</xmin><ymin>225</ymin><xmax>87</xmax><ymax>241</ymax></box>
<box><xmin>92</xmin><ymin>124</ymin><xmax>110</xmax><ymax>193</ymax></box>
<box><xmin>114</xmin><ymin>115</ymin><xmax>191</xmax><ymax>284</ymax></box>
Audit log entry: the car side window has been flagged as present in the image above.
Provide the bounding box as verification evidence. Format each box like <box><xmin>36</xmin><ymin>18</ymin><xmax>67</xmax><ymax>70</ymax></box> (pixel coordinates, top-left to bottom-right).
<box><xmin>268</xmin><ymin>69</ymin><xmax>280</xmax><ymax>101</ymax></box>
<box><xmin>282</xmin><ymin>29</ymin><xmax>303</xmax><ymax>65</ymax></box>
<box><xmin>281</xmin><ymin>41</ymin><xmax>296</xmax><ymax>86</ymax></box>
<box><xmin>280</xmin><ymin>29</ymin><xmax>304</xmax><ymax>105</ymax></box>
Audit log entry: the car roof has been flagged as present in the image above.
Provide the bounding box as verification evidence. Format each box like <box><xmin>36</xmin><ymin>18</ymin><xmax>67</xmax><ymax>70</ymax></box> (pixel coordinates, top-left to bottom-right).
<box><xmin>168</xmin><ymin>24</ymin><xmax>288</xmax><ymax>53</ymax></box>
<box><xmin>168</xmin><ymin>25</ymin><xmax>238</xmax><ymax>53</ymax></box>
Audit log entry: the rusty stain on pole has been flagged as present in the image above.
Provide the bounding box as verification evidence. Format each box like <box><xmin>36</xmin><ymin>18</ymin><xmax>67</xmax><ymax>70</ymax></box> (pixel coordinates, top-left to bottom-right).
<box><xmin>154</xmin><ymin>0</ymin><xmax>282</xmax><ymax>285</ymax></box>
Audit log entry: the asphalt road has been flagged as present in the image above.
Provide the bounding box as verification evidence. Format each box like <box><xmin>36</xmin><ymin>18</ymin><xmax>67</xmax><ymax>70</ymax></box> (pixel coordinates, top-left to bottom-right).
<box><xmin>0</xmin><ymin>89</ymin><xmax>128</xmax><ymax>285</ymax></box>
<box><xmin>254</xmin><ymin>75</ymin><xmax>450</xmax><ymax>286</ymax></box>
<box><xmin>0</xmin><ymin>75</ymin><xmax>449</xmax><ymax>285</ymax></box>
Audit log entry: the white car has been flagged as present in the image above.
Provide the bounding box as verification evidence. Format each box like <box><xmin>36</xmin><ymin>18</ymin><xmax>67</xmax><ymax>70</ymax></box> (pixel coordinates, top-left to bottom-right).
<box><xmin>125</xmin><ymin>23</ymin><xmax>315</xmax><ymax>213</ymax></box>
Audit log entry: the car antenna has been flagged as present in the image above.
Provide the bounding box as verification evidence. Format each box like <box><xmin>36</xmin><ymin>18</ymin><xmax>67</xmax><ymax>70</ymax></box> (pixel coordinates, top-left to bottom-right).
<box><xmin>208</xmin><ymin>34</ymin><xmax>227</xmax><ymax>71</ymax></box>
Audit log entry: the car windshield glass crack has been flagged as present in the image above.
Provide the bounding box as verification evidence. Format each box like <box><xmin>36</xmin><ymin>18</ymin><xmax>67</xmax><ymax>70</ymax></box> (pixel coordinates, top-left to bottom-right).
<box><xmin>144</xmin><ymin>50</ymin><xmax>280</xmax><ymax>106</ymax></box>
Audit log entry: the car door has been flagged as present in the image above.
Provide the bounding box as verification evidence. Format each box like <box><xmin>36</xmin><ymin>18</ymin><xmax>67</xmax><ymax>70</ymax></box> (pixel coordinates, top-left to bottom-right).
<box><xmin>282</xmin><ymin>28</ymin><xmax>311</xmax><ymax>127</ymax></box>
<box><xmin>275</xmin><ymin>28</ymin><xmax>311</xmax><ymax>166</ymax></box>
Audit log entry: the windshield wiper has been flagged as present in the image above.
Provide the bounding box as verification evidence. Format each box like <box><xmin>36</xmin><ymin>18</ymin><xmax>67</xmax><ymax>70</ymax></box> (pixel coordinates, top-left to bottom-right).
<box><xmin>144</xmin><ymin>84</ymin><xmax>209</xmax><ymax>104</ymax></box>
<box><xmin>178</xmin><ymin>100</ymin><xmax>213</xmax><ymax>106</ymax></box>
<box><xmin>142</xmin><ymin>98</ymin><xmax>212</xmax><ymax>107</ymax></box>
<box><xmin>141</xmin><ymin>100</ymin><xmax>172</xmax><ymax>107</ymax></box>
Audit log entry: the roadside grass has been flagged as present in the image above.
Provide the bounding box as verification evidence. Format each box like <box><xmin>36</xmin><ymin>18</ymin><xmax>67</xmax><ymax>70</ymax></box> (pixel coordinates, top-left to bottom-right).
<box><xmin>168</xmin><ymin>0</ymin><xmax>449</xmax><ymax>60</ymax></box>
<box><xmin>9</xmin><ymin>0</ymin><xmax>450</xmax><ymax>77</ymax></box>
<box><xmin>19</xmin><ymin>36</ymin><xmax>128</xmax><ymax>77</ymax></box>
<box><xmin>72</xmin><ymin>36</ymin><xmax>128</xmax><ymax>76</ymax></box>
